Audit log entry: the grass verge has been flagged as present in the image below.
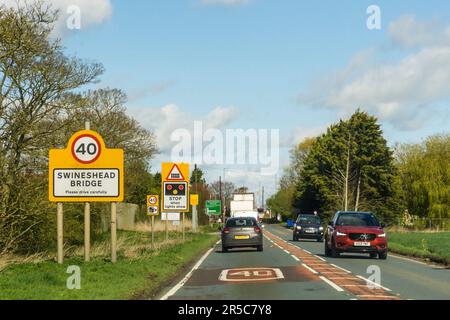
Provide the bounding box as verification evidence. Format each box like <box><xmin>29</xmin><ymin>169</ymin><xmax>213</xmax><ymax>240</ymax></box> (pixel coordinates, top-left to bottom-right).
<box><xmin>387</xmin><ymin>231</ymin><xmax>450</xmax><ymax>265</ymax></box>
<box><xmin>0</xmin><ymin>231</ymin><xmax>218</xmax><ymax>300</ymax></box>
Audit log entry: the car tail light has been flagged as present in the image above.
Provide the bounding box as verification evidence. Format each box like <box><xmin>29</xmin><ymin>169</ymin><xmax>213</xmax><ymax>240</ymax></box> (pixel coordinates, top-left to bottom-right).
<box><xmin>223</xmin><ymin>227</ymin><xmax>230</xmax><ymax>234</ymax></box>
<box><xmin>254</xmin><ymin>226</ymin><xmax>261</xmax><ymax>233</ymax></box>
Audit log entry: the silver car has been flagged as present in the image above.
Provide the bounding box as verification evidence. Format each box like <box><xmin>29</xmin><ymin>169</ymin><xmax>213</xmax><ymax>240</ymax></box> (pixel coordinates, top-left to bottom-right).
<box><xmin>221</xmin><ymin>217</ymin><xmax>263</xmax><ymax>252</ymax></box>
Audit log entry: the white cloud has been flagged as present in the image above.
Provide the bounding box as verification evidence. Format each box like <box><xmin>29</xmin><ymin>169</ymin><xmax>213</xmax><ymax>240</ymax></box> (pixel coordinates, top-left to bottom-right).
<box><xmin>200</xmin><ymin>0</ymin><xmax>251</xmax><ymax>6</ymax></box>
<box><xmin>127</xmin><ymin>104</ymin><xmax>239</xmax><ymax>154</ymax></box>
<box><xmin>299</xmin><ymin>16</ymin><xmax>450</xmax><ymax>130</ymax></box>
<box><xmin>388</xmin><ymin>14</ymin><xmax>450</xmax><ymax>48</ymax></box>
<box><xmin>1</xmin><ymin>0</ymin><xmax>113</xmax><ymax>36</ymax></box>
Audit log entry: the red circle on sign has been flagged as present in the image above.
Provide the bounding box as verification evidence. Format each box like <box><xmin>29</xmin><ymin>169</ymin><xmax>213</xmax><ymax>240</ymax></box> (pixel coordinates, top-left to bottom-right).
<box><xmin>178</xmin><ymin>185</ymin><xmax>184</xmax><ymax>190</ymax></box>
<box><xmin>167</xmin><ymin>185</ymin><xmax>173</xmax><ymax>191</ymax></box>
<box><xmin>71</xmin><ymin>134</ymin><xmax>102</xmax><ymax>164</ymax></box>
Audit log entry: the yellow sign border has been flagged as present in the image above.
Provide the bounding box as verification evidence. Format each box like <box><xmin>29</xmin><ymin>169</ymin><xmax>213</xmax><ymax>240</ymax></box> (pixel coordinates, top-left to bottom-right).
<box><xmin>161</xmin><ymin>163</ymin><xmax>190</xmax><ymax>213</ymax></box>
<box><xmin>49</xmin><ymin>130</ymin><xmax>124</xmax><ymax>203</ymax></box>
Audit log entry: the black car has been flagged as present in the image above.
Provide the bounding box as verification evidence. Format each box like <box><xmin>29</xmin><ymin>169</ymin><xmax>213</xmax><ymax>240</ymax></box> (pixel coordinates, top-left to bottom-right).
<box><xmin>293</xmin><ymin>214</ymin><xmax>324</xmax><ymax>242</ymax></box>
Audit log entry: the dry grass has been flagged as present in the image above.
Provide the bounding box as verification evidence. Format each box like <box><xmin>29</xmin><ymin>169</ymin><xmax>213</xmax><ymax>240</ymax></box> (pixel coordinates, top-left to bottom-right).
<box><xmin>134</xmin><ymin>219</ymin><xmax>192</xmax><ymax>232</ymax></box>
<box><xmin>0</xmin><ymin>252</ymin><xmax>48</xmax><ymax>272</ymax></box>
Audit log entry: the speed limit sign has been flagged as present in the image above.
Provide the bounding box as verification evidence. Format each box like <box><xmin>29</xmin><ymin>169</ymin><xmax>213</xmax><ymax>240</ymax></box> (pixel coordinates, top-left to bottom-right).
<box><xmin>71</xmin><ymin>134</ymin><xmax>102</xmax><ymax>164</ymax></box>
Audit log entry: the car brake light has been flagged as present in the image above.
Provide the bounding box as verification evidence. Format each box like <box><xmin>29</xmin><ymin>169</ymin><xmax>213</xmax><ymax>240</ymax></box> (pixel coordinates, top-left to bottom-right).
<box><xmin>254</xmin><ymin>226</ymin><xmax>261</xmax><ymax>233</ymax></box>
<box><xmin>223</xmin><ymin>227</ymin><xmax>230</xmax><ymax>234</ymax></box>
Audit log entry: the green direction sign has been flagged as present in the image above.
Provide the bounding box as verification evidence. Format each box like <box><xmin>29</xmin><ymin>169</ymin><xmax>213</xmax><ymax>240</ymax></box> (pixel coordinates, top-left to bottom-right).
<box><xmin>206</xmin><ymin>200</ymin><xmax>222</xmax><ymax>215</ymax></box>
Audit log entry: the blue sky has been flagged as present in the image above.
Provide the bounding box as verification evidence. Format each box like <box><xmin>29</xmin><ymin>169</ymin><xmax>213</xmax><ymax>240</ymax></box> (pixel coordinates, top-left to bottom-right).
<box><xmin>37</xmin><ymin>0</ymin><xmax>450</xmax><ymax>201</ymax></box>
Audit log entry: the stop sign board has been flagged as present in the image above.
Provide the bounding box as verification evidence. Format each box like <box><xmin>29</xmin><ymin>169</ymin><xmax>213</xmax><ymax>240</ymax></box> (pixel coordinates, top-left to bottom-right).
<box><xmin>49</xmin><ymin>130</ymin><xmax>124</xmax><ymax>203</ymax></box>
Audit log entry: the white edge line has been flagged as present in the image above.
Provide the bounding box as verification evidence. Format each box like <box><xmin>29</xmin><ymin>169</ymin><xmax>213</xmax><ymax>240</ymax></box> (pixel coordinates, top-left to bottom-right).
<box><xmin>330</xmin><ymin>263</ymin><xmax>352</xmax><ymax>274</ymax></box>
<box><xmin>302</xmin><ymin>249</ymin><xmax>312</xmax><ymax>254</ymax></box>
<box><xmin>356</xmin><ymin>275</ymin><xmax>392</xmax><ymax>292</ymax></box>
<box><xmin>291</xmin><ymin>255</ymin><xmax>300</xmax><ymax>262</ymax></box>
<box><xmin>160</xmin><ymin>240</ymin><xmax>219</xmax><ymax>300</ymax></box>
<box><xmin>302</xmin><ymin>263</ymin><xmax>319</xmax><ymax>274</ymax></box>
<box><xmin>283</xmin><ymin>249</ymin><xmax>290</xmax><ymax>254</ymax></box>
<box><xmin>319</xmin><ymin>276</ymin><xmax>345</xmax><ymax>292</ymax></box>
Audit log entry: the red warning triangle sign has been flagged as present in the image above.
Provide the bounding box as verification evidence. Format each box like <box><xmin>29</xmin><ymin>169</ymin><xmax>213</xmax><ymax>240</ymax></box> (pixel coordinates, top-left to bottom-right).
<box><xmin>166</xmin><ymin>164</ymin><xmax>185</xmax><ymax>181</ymax></box>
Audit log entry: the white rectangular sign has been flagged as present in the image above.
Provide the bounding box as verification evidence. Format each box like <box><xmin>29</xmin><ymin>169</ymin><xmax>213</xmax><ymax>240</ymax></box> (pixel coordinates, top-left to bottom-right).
<box><xmin>53</xmin><ymin>169</ymin><xmax>119</xmax><ymax>198</ymax></box>
<box><xmin>161</xmin><ymin>212</ymin><xmax>181</xmax><ymax>221</ymax></box>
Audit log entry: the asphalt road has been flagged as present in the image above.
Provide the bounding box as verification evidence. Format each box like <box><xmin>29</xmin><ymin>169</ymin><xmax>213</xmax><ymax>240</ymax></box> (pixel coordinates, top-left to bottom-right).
<box><xmin>159</xmin><ymin>225</ymin><xmax>450</xmax><ymax>300</ymax></box>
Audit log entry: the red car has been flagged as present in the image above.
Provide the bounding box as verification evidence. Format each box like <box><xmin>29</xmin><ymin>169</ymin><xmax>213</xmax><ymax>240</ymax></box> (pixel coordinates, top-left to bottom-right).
<box><xmin>324</xmin><ymin>211</ymin><xmax>388</xmax><ymax>260</ymax></box>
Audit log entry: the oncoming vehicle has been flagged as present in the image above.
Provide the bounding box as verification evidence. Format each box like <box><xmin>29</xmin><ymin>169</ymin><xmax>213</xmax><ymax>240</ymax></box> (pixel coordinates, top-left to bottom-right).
<box><xmin>293</xmin><ymin>214</ymin><xmax>324</xmax><ymax>242</ymax></box>
<box><xmin>324</xmin><ymin>212</ymin><xmax>388</xmax><ymax>259</ymax></box>
<box><xmin>221</xmin><ymin>217</ymin><xmax>263</xmax><ymax>252</ymax></box>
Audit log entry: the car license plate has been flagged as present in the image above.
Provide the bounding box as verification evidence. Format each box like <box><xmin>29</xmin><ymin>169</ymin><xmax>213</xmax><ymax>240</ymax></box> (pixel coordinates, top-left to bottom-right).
<box><xmin>235</xmin><ymin>235</ymin><xmax>250</xmax><ymax>240</ymax></box>
<box><xmin>305</xmin><ymin>229</ymin><xmax>315</xmax><ymax>234</ymax></box>
<box><xmin>354</xmin><ymin>242</ymin><xmax>371</xmax><ymax>247</ymax></box>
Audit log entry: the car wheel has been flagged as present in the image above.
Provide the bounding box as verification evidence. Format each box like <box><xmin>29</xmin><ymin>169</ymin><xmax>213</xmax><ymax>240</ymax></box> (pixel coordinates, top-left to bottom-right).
<box><xmin>331</xmin><ymin>240</ymin><xmax>340</xmax><ymax>258</ymax></box>
<box><xmin>293</xmin><ymin>235</ymin><xmax>298</xmax><ymax>241</ymax></box>
<box><xmin>222</xmin><ymin>246</ymin><xmax>228</xmax><ymax>253</ymax></box>
<box><xmin>324</xmin><ymin>239</ymin><xmax>332</xmax><ymax>257</ymax></box>
<box><xmin>257</xmin><ymin>245</ymin><xmax>263</xmax><ymax>252</ymax></box>
<box><xmin>317</xmin><ymin>237</ymin><xmax>323</xmax><ymax>242</ymax></box>
<box><xmin>370</xmin><ymin>253</ymin><xmax>378</xmax><ymax>259</ymax></box>
<box><xmin>379</xmin><ymin>251</ymin><xmax>388</xmax><ymax>260</ymax></box>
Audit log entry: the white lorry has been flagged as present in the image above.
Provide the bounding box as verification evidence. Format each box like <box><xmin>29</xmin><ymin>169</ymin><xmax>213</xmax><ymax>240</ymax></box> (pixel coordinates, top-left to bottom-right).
<box><xmin>230</xmin><ymin>193</ymin><xmax>259</xmax><ymax>222</ymax></box>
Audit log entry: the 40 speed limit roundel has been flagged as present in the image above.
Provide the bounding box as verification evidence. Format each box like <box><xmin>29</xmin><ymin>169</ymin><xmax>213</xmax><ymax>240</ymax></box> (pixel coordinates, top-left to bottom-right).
<box><xmin>71</xmin><ymin>134</ymin><xmax>102</xmax><ymax>164</ymax></box>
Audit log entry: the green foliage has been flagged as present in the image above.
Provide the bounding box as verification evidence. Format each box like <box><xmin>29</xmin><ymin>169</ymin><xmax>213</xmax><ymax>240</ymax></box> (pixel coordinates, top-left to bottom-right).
<box><xmin>395</xmin><ymin>134</ymin><xmax>449</xmax><ymax>219</ymax></box>
<box><xmin>292</xmin><ymin>110</ymin><xmax>398</xmax><ymax>221</ymax></box>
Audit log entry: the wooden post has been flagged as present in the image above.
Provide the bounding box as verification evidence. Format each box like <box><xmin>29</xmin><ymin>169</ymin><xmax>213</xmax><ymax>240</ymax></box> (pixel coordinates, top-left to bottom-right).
<box><xmin>182</xmin><ymin>212</ymin><xmax>185</xmax><ymax>241</ymax></box>
<box><xmin>84</xmin><ymin>121</ymin><xmax>91</xmax><ymax>262</ymax></box>
<box><xmin>84</xmin><ymin>202</ymin><xmax>90</xmax><ymax>262</ymax></box>
<box><xmin>57</xmin><ymin>203</ymin><xmax>64</xmax><ymax>264</ymax></box>
<box><xmin>165</xmin><ymin>213</ymin><xmax>169</xmax><ymax>241</ymax></box>
<box><xmin>111</xmin><ymin>202</ymin><xmax>117</xmax><ymax>263</ymax></box>
<box><xmin>151</xmin><ymin>216</ymin><xmax>155</xmax><ymax>249</ymax></box>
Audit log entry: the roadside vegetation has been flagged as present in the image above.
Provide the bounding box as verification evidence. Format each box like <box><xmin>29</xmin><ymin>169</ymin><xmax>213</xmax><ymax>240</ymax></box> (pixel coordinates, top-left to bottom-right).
<box><xmin>387</xmin><ymin>231</ymin><xmax>450</xmax><ymax>265</ymax></box>
<box><xmin>0</xmin><ymin>229</ymin><xmax>219</xmax><ymax>300</ymax></box>
<box><xmin>268</xmin><ymin>113</ymin><xmax>449</xmax><ymax>228</ymax></box>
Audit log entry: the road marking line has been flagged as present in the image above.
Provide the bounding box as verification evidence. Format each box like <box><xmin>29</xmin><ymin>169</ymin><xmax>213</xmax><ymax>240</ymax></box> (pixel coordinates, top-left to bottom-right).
<box><xmin>302</xmin><ymin>264</ymin><xmax>319</xmax><ymax>274</ymax></box>
<box><xmin>302</xmin><ymin>249</ymin><xmax>312</xmax><ymax>254</ymax></box>
<box><xmin>319</xmin><ymin>276</ymin><xmax>345</xmax><ymax>292</ymax></box>
<box><xmin>160</xmin><ymin>240</ymin><xmax>219</xmax><ymax>300</ymax></box>
<box><xmin>356</xmin><ymin>275</ymin><xmax>392</xmax><ymax>292</ymax></box>
<box><xmin>328</xmin><ymin>277</ymin><xmax>359</xmax><ymax>280</ymax></box>
<box><xmin>357</xmin><ymin>295</ymin><xmax>398</xmax><ymax>299</ymax></box>
<box><xmin>291</xmin><ymin>255</ymin><xmax>300</xmax><ymax>262</ymax></box>
<box><xmin>314</xmin><ymin>255</ymin><xmax>327</xmax><ymax>261</ymax></box>
<box><xmin>283</xmin><ymin>249</ymin><xmax>290</xmax><ymax>254</ymax></box>
<box><xmin>330</xmin><ymin>264</ymin><xmax>352</xmax><ymax>274</ymax></box>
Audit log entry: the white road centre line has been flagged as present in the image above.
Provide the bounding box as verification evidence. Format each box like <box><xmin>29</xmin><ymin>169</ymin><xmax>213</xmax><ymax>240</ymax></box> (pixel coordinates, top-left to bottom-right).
<box><xmin>283</xmin><ymin>249</ymin><xmax>291</xmax><ymax>254</ymax></box>
<box><xmin>291</xmin><ymin>255</ymin><xmax>300</xmax><ymax>262</ymax></box>
<box><xmin>319</xmin><ymin>276</ymin><xmax>345</xmax><ymax>292</ymax></box>
<box><xmin>302</xmin><ymin>263</ymin><xmax>319</xmax><ymax>274</ymax></box>
<box><xmin>330</xmin><ymin>264</ymin><xmax>352</xmax><ymax>274</ymax></box>
<box><xmin>356</xmin><ymin>275</ymin><xmax>392</xmax><ymax>292</ymax></box>
<box><xmin>159</xmin><ymin>240</ymin><xmax>219</xmax><ymax>300</ymax></box>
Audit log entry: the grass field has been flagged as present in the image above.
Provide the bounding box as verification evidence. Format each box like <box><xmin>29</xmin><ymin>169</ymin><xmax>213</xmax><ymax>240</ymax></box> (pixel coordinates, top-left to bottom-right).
<box><xmin>387</xmin><ymin>231</ymin><xmax>450</xmax><ymax>265</ymax></box>
<box><xmin>0</xmin><ymin>230</ymin><xmax>218</xmax><ymax>300</ymax></box>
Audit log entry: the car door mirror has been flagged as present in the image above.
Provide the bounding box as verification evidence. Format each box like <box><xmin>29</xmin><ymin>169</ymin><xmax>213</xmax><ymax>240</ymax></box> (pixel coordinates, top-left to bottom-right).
<box><xmin>381</xmin><ymin>223</ymin><xmax>386</xmax><ymax>228</ymax></box>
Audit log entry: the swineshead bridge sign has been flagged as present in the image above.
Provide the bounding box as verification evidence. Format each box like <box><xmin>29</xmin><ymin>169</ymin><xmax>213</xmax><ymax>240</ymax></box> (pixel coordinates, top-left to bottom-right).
<box><xmin>49</xmin><ymin>130</ymin><xmax>124</xmax><ymax>202</ymax></box>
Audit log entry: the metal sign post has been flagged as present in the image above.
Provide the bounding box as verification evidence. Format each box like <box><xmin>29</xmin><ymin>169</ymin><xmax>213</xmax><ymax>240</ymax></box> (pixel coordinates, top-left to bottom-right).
<box><xmin>151</xmin><ymin>216</ymin><xmax>155</xmax><ymax>249</ymax></box>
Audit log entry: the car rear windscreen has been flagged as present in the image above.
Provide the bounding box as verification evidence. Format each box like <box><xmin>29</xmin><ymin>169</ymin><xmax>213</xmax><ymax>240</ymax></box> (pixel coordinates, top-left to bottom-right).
<box><xmin>226</xmin><ymin>218</ymin><xmax>257</xmax><ymax>228</ymax></box>
<box><xmin>336</xmin><ymin>213</ymin><xmax>380</xmax><ymax>227</ymax></box>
